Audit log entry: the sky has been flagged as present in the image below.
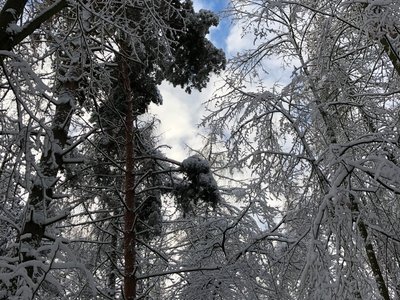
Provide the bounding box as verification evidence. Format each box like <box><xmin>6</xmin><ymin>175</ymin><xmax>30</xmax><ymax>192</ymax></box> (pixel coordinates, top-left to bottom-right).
<box><xmin>149</xmin><ymin>0</ymin><xmax>289</xmax><ymax>161</ymax></box>
<box><xmin>148</xmin><ymin>0</ymin><xmax>231</xmax><ymax>161</ymax></box>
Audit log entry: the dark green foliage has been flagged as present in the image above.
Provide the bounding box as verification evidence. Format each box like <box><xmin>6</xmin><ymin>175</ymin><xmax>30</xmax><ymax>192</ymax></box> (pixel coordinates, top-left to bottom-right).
<box><xmin>88</xmin><ymin>122</ymin><xmax>166</xmax><ymax>241</ymax></box>
<box><xmin>164</xmin><ymin>2</ymin><xmax>226</xmax><ymax>93</ymax></box>
<box><xmin>136</xmin><ymin>194</ymin><xmax>162</xmax><ymax>239</ymax></box>
<box><xmin>106</xmin><ymin>0</ymin><xmax>226</xmax><ymax>115</ymax></box>
<box><xmin>134</xmin><ymin>144</ymin><xmax>165</xmax><ymax>241</ymax></box>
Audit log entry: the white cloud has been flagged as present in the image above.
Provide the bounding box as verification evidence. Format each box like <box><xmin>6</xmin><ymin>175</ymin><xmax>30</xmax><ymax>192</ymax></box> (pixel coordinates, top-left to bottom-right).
<box><xmin>193</xmin><ymin>0</ymin><xmax>210</xmax><ymax>11</ymax></box>
<box><xmin>226</xmin><ymin>22</ymin><xmax>256</xmax><ymax>56</ymax></box>
<box><xmin>149</xmin><ymin>77</ymin><xmax>220</xmax><ymax>161</ymax></box>
<box><xmin>147</xmin><ymin>0</ymin><xmax>228</xmax><ymax>162</ymax></box>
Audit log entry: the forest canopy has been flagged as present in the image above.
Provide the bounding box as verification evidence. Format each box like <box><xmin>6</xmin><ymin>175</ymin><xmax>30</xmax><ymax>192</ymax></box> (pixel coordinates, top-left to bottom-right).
<box><xmin>1</xmin><ymin>0</ymin><xmax>400</xmax><ymax>299</ymax></box>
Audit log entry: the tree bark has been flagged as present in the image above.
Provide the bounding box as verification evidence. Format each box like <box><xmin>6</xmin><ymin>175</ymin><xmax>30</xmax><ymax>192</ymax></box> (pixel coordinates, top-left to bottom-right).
<box><xmin>120</xmin><ymin>56</ymin><xmax>137</xmax><ymax>300</ymax></box>
<box><xmin>350</xmin><ymin>196</ymin><xmax>390</xmax><ymax>300</ymax></box>
<box><xmin>20</xmin><ymin>70</ymin><xmax>78</xmax><ymax>279</ymax></box>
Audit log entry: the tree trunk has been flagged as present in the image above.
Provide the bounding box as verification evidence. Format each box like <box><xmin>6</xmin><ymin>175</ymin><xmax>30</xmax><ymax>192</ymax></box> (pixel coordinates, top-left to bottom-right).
<box><xmin>350</xmin><ymin>196</ymin><xmax>390</xmax><ymax>300</ymax></box>
<box><xmin>20</xmin><ymin>69</ymin><xmax>78</xmax><ymax>278</ymax></box>
<box><xmin>120</xmin><ymin>57</ymin><xmax>137</xmax><ymax>300</ymax></box>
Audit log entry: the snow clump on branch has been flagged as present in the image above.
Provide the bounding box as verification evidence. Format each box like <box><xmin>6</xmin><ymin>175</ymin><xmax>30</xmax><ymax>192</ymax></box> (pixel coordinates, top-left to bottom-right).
<box><xmin>174</xmin><ymin>155</ymin><xmax>221</xmax><ymax>215</ymax></box>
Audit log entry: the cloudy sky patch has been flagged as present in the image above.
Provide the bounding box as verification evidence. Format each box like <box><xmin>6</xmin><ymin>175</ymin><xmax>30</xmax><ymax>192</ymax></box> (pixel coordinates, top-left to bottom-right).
<box><xmin>150</xmin><ymin>0</ymin><xmax>291</xmax><ymax>161</ymax></box>
<box><xmin>149</xmin><ymin>0</ymin><xmax>230</xmax><ymax>161</ymax></box>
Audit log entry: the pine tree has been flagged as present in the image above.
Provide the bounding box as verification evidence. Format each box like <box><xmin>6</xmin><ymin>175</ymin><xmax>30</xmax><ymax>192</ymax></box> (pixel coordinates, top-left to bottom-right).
<box><xmin>0</xmin><ymin>0</ymin><xmax>225</xmax><ymax>297</ymax></box>
<box><xmin>78</xmin><ymin>1</ymin><xmax>226</xmax><ymax>298</ymax></box>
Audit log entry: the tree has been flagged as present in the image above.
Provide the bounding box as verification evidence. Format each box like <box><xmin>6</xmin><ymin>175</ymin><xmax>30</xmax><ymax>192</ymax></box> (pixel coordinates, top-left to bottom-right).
<box><xmin>202</xmin><ymin>0</ymin><xmax>400</xmax><ymax>299</ymax></box>
<box><xmin>1</xmin><ymin>1</ymin><xmax>94</xmax><ymax>297</ymax></box>
<box><xmin>94</xmin><ymin>2</ymin><xmax>225</xmax><ymax>298</ymax></box>
<box><xmin>0</xmin><ymin>0</ymin><xmax>225</xmax><ymax>298</ymax></box>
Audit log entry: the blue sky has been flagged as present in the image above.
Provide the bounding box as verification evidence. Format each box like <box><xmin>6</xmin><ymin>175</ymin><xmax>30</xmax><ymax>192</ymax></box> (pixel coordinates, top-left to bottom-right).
<box><xmin>194</xmin><ymin>0</ymin><xmax>231</xmax><ymax>51</ymax></box>
<box><xmin>210</xmin><ymin>15</ymin><xmax>231</xmax><ymax>50</ymax></box>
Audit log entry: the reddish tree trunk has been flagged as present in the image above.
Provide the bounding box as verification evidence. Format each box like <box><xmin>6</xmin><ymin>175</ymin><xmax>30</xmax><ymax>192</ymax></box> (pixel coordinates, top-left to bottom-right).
<box><xmin>121</xmin><ymin>59</ymin><xmax>136</xmax><ymax>300</ymax></box>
